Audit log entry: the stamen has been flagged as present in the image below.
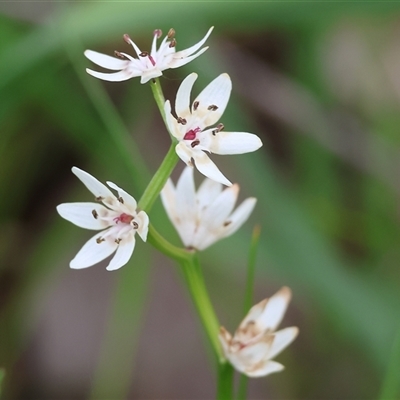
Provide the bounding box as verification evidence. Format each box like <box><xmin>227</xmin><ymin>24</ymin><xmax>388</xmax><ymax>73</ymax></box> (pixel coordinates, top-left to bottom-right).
<box><xmin>96</xmin><ymin>237</ymin><xmax>105</xmax><ymax>244</ymax></box>
<box><xmin>123</xmin><ymin>34</ymin><xmax>131</xmax><ymax>44</ymax></box>
<box><xmin>167</xmin><ymin>28</ymin><xmax>175</xmax><ymax>39</ymax></box>
<box><xmin>217</xmin><ymin>123</ymin><xmax>225</xmax><ymax>132</ymax></box>
<box><xmin>139</xmin><ymin>51</ymin><xmax>156</xmax><ymax>66</ymax></box>
<box><xmin>191</xmin><ymin>139</ymin><xmax>200</xmax><ymax>148</ymax></box>
<box><xmin>153</xmin><ymin>29</ymin><xmax>162</xmax><ymax>38</ymax></box>
<box><xmin>115</xmin><ymin>238</ymin><xmax>122</xmax><ymax>244</ymax></box>
<box><xmin>223</xmin><ymin>220</ymin><xmax>232</xmax><ymax>227</ymax></box>
<box><xmin>92</xmin><ymin>210</ymin><xmax>98</xmax><ymax>219</ymax></box>
<box><xmin>95</xmin><ymin>196</ymin><xmax>104</xmax><ymax>202</ymax></box>
<box><xmin>118</xmin><ymin>196</ymin><xmax>124</xmax><ymax>204</ymax></box>
<box><xmin>114</xmin><ymin>50</ymin><xmax>128</xmax><ymax>59</ymax></box>
<box><xmin>208</xmin><ymin>104</ymin><xmax>218</xmax><ymax>111</ymax></box>
<box><xmin>193</xmin><ymin>101</ymin><xmax>199</xmax><ymax>110</ymax></box>
<box><xmin>177</xmin><ymin>117</ymin><xmax>187</xmax><ymax>125</ymax></box>
<box><xmin>132</xmin><ymin>221</ymin><xmax>139</xmax><ymax>229</ymax></box>
<box><xmin>183</xmin><ymin>127</ymin><xmax>201</xmax><ymax>140</ymax></box>
<box><xmin>169</xmin><ymin>39</ymin><xmax>177</xmax><ymax>48</ymax></box>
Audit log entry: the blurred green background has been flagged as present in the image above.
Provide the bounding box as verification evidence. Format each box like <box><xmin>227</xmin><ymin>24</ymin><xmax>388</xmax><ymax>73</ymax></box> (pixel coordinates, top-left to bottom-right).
<box><xmin>1</xmin><ymin>2</ymin><xmax>400</xmax><ymax>399</ymax></box>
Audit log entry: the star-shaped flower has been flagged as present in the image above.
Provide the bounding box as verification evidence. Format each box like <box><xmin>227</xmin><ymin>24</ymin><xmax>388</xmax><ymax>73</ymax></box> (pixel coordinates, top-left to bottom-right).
<box><xmin>161</xmin><ymin>166</ymin><xmax>256</xmax><ymax>250</ymax></box>
<box><xmin>219</xmin><ymin>287</ymin><xmax>298</xmax><ymax>377</ymax></box>
<box><xmin>84</xmin><ymin>27</ymin><xmax>213</xmax><ymax>84</ymax></box>
<box><xmin>165</xmin><ymin>73</ymin><xmax>262</xmax><ymax>186</ymax></box>
<box><xmin>56</xmin><ymin>167</ymin><xmax>149</xmax><ymax>271</ymax></box>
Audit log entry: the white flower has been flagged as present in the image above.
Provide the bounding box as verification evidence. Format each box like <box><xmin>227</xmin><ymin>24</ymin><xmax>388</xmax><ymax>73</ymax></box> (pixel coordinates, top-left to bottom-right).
<box><xmin>219</xmin><ymin>287</ymin><xmax>298</xmax><ymax>377</ymax></box>
<box><xmin>84</xmin><ymin>27</ymin><xmax>213</xmax><ymax>84</ymax></box>
<box><xmin>56</xmin><ymin>167</ymin><xmax>149</xmax><ymax>271</ymax></box>
<box><xmin>164</xmin><ymin>73</ymin><xmax>263</xmax><ymax>186</ymax></box>
<box><xmin>161</xmin><ymin>166</ymin><xmax>256</xmax><ymax>250</ymax></box>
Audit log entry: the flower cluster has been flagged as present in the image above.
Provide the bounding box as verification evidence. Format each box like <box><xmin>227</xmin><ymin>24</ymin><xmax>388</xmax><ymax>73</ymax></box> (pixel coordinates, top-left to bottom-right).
<box><xmin>161</xmin><ymin>166</ymin><xmax>256</xmax><ymax>250</ymax></box>
<box><xmin>56</xmin><ymin>26</ymin><xmax>298</xmax><ymax>384</ymax></box>
<box><xmin>57</xmin><ymin>167</ymin><xmax>148</xmax><ymax>271</ymax></box>
<box><xmin>165</xmin><ymin>73</ymin><xmax>262</xmax><ymax>186</ymax></box>
<box><xmin>219</xmin><ymin>287</ymin><xmax>298</xmax><ymax>377</ymax></box>
<box><xmin>85</xmin><ymin>27</ymin><xmax>213</xmax><ymax>84</ymax></box>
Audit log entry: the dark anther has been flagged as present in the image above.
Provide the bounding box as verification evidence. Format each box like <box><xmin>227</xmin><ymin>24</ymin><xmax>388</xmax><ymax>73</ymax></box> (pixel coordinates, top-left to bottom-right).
<box><xmin>123</xmin><ymin>34</ymin><xmax>131</xmax><ymax>44</ymax></box>
<box><xmin>169</xmin><ymin>38</ymin><xmax>177</xmax><ymax>48</ymax></box>
<box><xmin>133</xmin><ymin>221</ymin><xmax>139</xmax><ymax>229</ymax></box>
<box><xmin>167</xmin><ymin>28</ymin><xmax>175</xmax><ymax>39</ymax></box>
<box><xmin>118</xmin><ymin>196</ymin><xmax>124</xmax><ymax>204</ymax></box>
<box><xmin>92</xmin><ymin>210</ymin><xmax>98</xmax><ymax>219</ymax></box>
<box><xmin>114</xmin><ymin>51</ymin><xmax>127</xmax><ymax>59</ymax></box>
<box><xmin>96</xmin><ymin>237</ymin><xmax>105</xmax><ymax>244</ymax></box>
<box><xmin>153</xmin><ymin>29</ymin><xmax>162</xmax><ymax>38</ymax></box>
<box><xmin>115</xmin><ymin>238</ymin><xmax>122</xmax><ymax>244</ymax></box>
<box><xmin>177</xmin><ymin>117</ymin><xmax>187</xmax><ymax>125</ymax></box>
<box><xmin>191</xmin><ymin>139</ymin><xmax>200</xmax><ymax>148</ymax></box>
<box><xmin>223</xmin><ymin>220</ymin><xmax>232</xmax><ymax>227</ymax></box>
<box><xmin>95</xmin><ymin>196</ymin><xmax>104</xmax><ymax>202</ymax></box>
<box><xmin>217</xmin><ymin>123</ymin><xmax>224</xmax><ymax>132</ymax></box>
<box><xmin>193</xmin><ymin>101</ymin><xmax>199</xmax><ymax>110</ymax></box>
<box><xmin>212</xmin><ymin>130</ymin><xmax>217</xmax><ymax>136</ymax></box>
<box><xmin>139</xmin><ymin>51</ymin><xmax>149</xmax><ymax>57</ymax></box>
<box><xmin>208</xmin><ymin>104</ymin><xmax>218</xmax><ymax>111</ymax></box>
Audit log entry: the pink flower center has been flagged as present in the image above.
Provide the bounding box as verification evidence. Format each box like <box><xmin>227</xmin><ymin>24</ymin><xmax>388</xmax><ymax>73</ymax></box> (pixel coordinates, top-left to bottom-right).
<box><xmin>114</xmin><ymin>213</ymin><xmax>134</xmax><ymax>224</ymax></box>
<box><xmin>183</xmin><ymin>127</ymin><xmax>201</xmax><ymax>140</ymax></box>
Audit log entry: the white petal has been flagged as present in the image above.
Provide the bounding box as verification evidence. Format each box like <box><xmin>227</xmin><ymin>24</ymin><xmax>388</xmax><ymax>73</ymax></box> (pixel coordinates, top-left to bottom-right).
<box><xmin>222</xmin><ymin>197</ymin><xmax>257</xmax><ymax>238</ymax></box>
<box><xmin>267</xmin><ymin>327</ymin><xmax>299</xmax><ymax>360</ymax></box>
<box><xmin>161</xmin><ymin>179</ymin><xmax>178</xmax><ymax>224</ymax></box>
<box><xmin>232</xmin><ymin>340</ymin><xmax>271</xmax><ymax>368</ymax></box>
<box><xmin>136</xmin><ymin>211</ymin><xmax>149</xmax><ymax>241</ymax></box>
<box><xmin>165</xmin><ymin>101</ymin><xmax>182</xmax><ymax>140</ymax></box>
<box><xmin>169</xmin><ymin>47</ymin><xmax>208</xmax><ymax>69</ymax></box>
<box><xmin>192</xmin><ymin>73</ymin><xmax>231</xmax><ymax>128</ymax></box>
<box><xmin>258</xmin><ymin>287</ymin><xmax>292</xmax><ymax>332</ymax></box>
<box><xmin>70</xmin><ymin>231</ymin><xmax>118</xmax><ymax>269</ymax></box>
<box><xmin>175</xmin><ymin>73</ymin><xmax>198</xmax><ymax>118</ymax></box>
<box><xmin>85</xmin><ymin>68</ymin><xmax>139</xmax><ymax>82</ymax></box>
<box><xmin>245</xmin><ymin>360</ymin><xmax>285</xmax><ymax>378</ymax></box>
<box><xmin>106</xmin><ymin>181</ymin><xmax>137</xmax><ymax>211</ymax></box>
<box><xmin>202</xmin><ymin>131</ymin><xmax>263</xmax><ymax>155</ymax></box>
<box><xmin>84</xmin><ymin>50</ymin><xmax>129</xmax><ymax>70</ymax></box>
<box><xmin>203</xmin><ymin>184</ymin><xmax>239</xmax><ymax>228</ymax></box>
<box><xmin>194</xmin><ymin>184</ymin><xmax>239</xmax><ymax>249</ymax></box>
<box><xmin>175</xmin><ymin>141</ymin><xmax>195</xmax><ymax>166</ymax></box>
<box><xmin>140</xmin><ymin>68</ymin><xmax>163</xmax><ymax>84</ymax></box>
<box><xmin>192</xmin><ymin>151</ymin><xmax>232</xmax><ymax>186</ymax></box>
<box><xmin>106</xmin><ymin>234</ymin><xmax>136</xmax><ymax>271</ymax></box>
<box><xmin>173</xmin><ymin>26</ymin><xmax>213</xmax><ymax>58</ymax></box>
<box><xmin>196</xmin><ymin>175</ymin><xmax>223</xmax><ymax>210</ymax></box>
<box><xmin>72</xmin><ymin>167</ymin><xmax>118</xmax><ymax>207</ymax></box>
<box><xmin>57</xmin><ymin>202</ymin><xmax>110</xmax><ymax>230</ymax></box>
<box><xmin>175</xmin><ymin>166</ymin><xmax>197</xmax><ymax>246</ymax></box>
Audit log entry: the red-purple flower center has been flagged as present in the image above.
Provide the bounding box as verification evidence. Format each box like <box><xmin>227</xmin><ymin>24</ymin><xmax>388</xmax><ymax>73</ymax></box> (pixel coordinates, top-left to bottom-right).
<box><xmin>183</xmin><ymin>127</ymin><xmax>201</xmax><ymax>140</ymax></box>
<box><xmin>114</xmin><ymin>213</ymin><xmax>134</xmax><ymax>224</ymax></box>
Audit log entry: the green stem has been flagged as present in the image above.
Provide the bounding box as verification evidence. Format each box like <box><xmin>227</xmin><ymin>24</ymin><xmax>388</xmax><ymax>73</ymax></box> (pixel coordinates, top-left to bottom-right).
<box><xmin>217</xmin><ymin>362</ymin><xmax>234</xmax><ymax>400</ymax></box>
<box><xmin>180</xmin><ymin>254</ymin><xmax>224</xmax><ymax>362</ymax></box>
<box><xmin>146</xmin><ymin>224</ymin><xmax>189</xmax><ymax>262</ymax></box>
<box><xmin>138</xmin><ymin>143</ymin><xmax>179</xmax><ymax>211</ymax></box>
<box><xmin>150</xmin><ymin>78</ymin><xmax>168</xmax><ymax>127</ymax></box>
<box><xmin>237</xmin><ymin>225</ymin><xmax>261</xmax><ymax>400</ymax></box>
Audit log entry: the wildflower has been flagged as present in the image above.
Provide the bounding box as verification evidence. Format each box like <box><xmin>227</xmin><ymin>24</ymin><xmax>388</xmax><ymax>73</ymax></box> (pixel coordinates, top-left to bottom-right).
<box><xmin>161</xmin><ymin>166</ymin><xmax>256</xmax><ymax>250</ymax></box>
<box><xmin>219</xmin><ymin>287</ymin><xmax>298</xmax><ymax>377</ymax></box>
<box><xmin>165</xmin><ymin>73</ymin><xmax>262</xmax><ymax>186</ymax></box>
<box><xmin>56</xmin><ymin>167</ymin><xmax>149</xmax><ymax>271</ymax></box>
<box><xmin>84</xmin><ymin>27</ymin><xmax>213</xmax><ymax>84</ymax></box>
